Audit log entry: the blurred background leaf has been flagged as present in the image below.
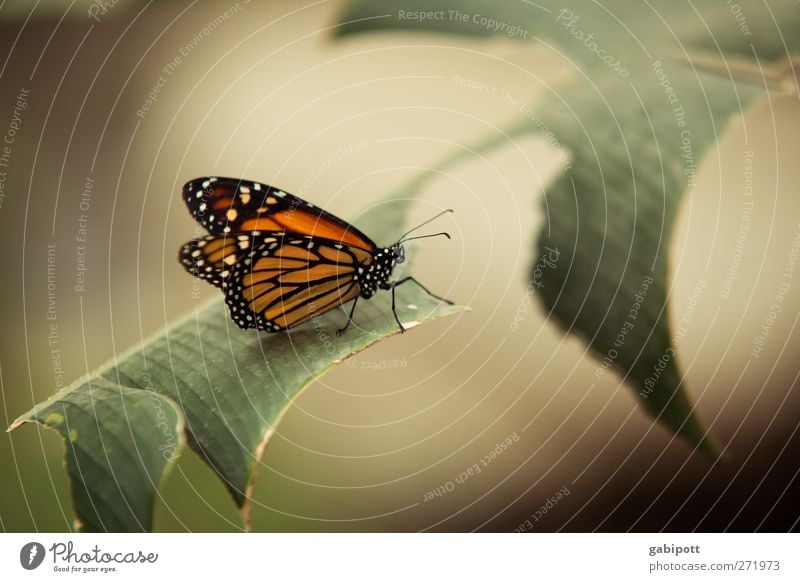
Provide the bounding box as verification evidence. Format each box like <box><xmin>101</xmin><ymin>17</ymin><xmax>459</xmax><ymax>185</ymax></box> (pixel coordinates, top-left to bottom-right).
<box><xmin>529</xmin><ymin>67</ymin><xmax>759</xmax><ymax>455</ymax></box>
<box><xmin>333</xmin><ymin>0</ymin><xmax>800</xmax><ymax>453</ymax></box>
<box><xmin>335</xmin><ymin>0</ymin><xmax>800</xmax><ymax>59</ymax></box>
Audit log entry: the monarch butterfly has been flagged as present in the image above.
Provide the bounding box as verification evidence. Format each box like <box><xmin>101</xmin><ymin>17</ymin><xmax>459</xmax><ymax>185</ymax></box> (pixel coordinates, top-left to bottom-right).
<box><xmin>179</xmin><ymin>177</ymin><xmax>453</xmax><ymax>334</ymax></box>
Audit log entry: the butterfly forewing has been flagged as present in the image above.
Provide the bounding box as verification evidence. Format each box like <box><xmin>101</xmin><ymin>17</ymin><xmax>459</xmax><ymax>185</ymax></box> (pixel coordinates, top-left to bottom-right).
<box><xmin>183</xmin><ymin>176</ymin><xmax>376</xmax><ymax>250</ymax></box>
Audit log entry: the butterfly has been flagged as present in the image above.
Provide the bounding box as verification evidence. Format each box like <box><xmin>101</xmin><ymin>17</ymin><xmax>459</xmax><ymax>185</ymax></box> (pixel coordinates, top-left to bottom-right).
<box><xmin>179</xmin><ymin>177</ymin><xmax>453</xmax><ymax>334</ymax></box>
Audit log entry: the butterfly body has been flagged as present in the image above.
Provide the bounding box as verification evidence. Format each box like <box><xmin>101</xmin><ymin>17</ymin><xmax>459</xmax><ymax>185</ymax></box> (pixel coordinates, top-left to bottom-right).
<box><xmin>355</xmin><ymin>243</ymin><xmax>405</xmax><ymax>299</ymax></box>
<box><xmin>179</xmin><ymin>176</ymin><xmax>449</xmax><ymax>333</ymax></box>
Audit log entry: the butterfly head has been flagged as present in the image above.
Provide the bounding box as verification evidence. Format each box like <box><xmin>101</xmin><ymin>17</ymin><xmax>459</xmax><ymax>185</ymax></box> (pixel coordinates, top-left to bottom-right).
<box><xmin>365</xmin><ymin>211</ymin><xmax>452</xmax><ymax>296</ymax></box>
<box><xmin>390</xmin><ymin>243</ymin><xmax>406</xmax><ymax>265</ymax></box>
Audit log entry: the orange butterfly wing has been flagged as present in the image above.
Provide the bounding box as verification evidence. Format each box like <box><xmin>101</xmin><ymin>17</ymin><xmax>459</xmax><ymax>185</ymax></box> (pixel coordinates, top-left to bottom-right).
<box><xmin>222</xmin><ymin>233</ymin><xmax>370</xmax><ymax>331</ymax></box>
<box><xmin>183</xmin><ymin>177</ymin><xmax>375</xmax><ymax>250</ymax></box>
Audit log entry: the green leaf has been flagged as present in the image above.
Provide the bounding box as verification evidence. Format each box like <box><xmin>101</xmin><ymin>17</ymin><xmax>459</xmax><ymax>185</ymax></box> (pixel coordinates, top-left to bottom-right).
<box><xmin>9</xmin><ymin>197</ymin><xmax>464</xmax><ymax>531</ymax></box>
<box><xmin>8</xmin><ymin>380</ymin><xmax>184</xmax><ymax>532</ymax></box>
<box><xmin>522</xmin><ymin>7</ymin><xmax>798</xmax><ymax>452</ymax></box>
<box><xmin>334</xmin><ymin>0</ymin><xmax>778</xmax><ymax>60</ymax></box>
<box><xmin>335</xmin><ymin>0</ymin><xmax>800</xmax><ymax>73</ymax></box>
<box><xmin>531</xmin><ymin>66</ymin><xmax>760</xmax><ymax>455</ymax></box>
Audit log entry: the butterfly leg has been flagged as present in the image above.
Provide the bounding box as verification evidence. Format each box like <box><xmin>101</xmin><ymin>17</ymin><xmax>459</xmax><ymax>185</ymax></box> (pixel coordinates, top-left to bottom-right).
<box><xmin>391</xmin><ymin>276</ymin><xmax>454</xmax><ymax>305</ymax></box>
<box><xmin>336</xmin><ymin>297</ymin><xmax>359</xmax><ymax>336</ymax></box>
<box><xmin>390</xmin><ymin>276</ymin><xmax>454</xmax><ymax>333</ymax></box>
<box><xmin>391</xmin><ymin>284</ymin><xmax>406</xmax><ymax>333</ymax></box>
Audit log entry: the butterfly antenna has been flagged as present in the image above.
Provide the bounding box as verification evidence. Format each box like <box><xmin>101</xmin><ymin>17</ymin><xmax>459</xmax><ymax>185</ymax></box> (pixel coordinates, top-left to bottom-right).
<box><xmin>400</xmin><ymin>232</ymin><xmax>451</xmax><ymax>243</ymax></box>
<box><xmin>398</xmin><ymin>209</ymin><xmax>454</xmax><ymax>243</ymax></box>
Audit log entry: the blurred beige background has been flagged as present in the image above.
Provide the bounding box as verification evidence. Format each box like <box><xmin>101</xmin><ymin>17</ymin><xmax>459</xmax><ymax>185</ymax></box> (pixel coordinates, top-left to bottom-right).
<box><xmin>0</xmin><ymin>1</ymin><xmax>798</xmax><ymax>531</ymax></box>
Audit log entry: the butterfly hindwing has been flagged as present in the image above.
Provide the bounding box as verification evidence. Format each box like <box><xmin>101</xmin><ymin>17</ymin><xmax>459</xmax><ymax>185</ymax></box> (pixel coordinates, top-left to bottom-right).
<box><xmin>178</xmin><ymin>232</ymin><xmax>262</xmax><ymax>289</ymax></box>
<box><xmin>183</xmin><ymin>176</ymin><xmax>376</xmax><ymax>250</ymax></box>
<box><xmin>224</xmin><ymin>233</ymin><xmax>369</xmax><ymax>331</ymax></box>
